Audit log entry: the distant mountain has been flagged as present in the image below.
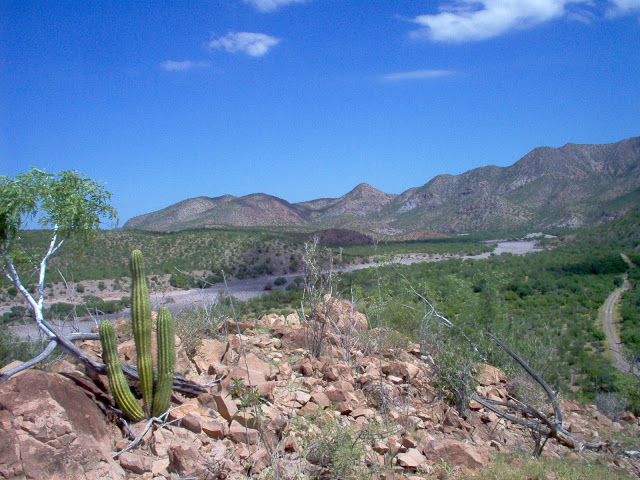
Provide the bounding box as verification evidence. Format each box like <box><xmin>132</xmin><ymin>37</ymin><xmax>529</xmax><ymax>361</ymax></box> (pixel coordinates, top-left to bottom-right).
<box><xmin>123</xmin><ymin>136</ymin><xmax>640</xmax><ymax>233</ymax></box>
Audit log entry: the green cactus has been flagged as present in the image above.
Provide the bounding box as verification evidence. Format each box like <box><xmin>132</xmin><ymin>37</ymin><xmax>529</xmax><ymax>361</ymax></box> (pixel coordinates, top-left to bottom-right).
<box><xmin>130</xmin><ymin>250</ymin><xmax>154</xmax><ymax>416</ymax></box>
<box><xmin>99</xmin><ymin>320</ymin><xmax>145</xmax><ymax>422</ymax></box>
<box><xmin>99</xmin><ymin>250</ymin><xmax>176</xmax><ymax>421</ymax></box>
<box><xmin>152</xmin><ymin>307</ymin><xmax>175</xmax><ymax>417</ymax></box>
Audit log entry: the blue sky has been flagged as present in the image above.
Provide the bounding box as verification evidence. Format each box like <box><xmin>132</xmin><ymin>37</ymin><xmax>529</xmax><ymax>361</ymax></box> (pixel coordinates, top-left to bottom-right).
<box><xmin>2</xmin><ymin>0</ymin><xmax>640</xmax><ymax>225</ymax></box>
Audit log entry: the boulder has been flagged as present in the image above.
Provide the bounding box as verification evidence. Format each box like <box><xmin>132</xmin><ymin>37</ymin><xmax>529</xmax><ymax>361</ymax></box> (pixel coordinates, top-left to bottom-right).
<box><xmin>228</xmin><ymin>421</ymin><xmax>260</xmax><ymax>445</ymax></box>
<box><xmin>0</xmin><ymin>370</ymin><xmax>125</xmax><ymax>480</ymax></box>
<box><xmin>192</xmin><ymin>338</ymin><xmax>228</xmax><ymax>374</ymax></box>
<box><xmin>312</xmin><ymin>295</ymin><xmax>368</xmax><ymax>332</ymax></box>
<box><xmin>422</xmin><ymin>439</ymin><xmax>490</xmax><ymax>469</ymax></box>
<box><xmin>397</xmin><ymin>448</ymin><xmax>427</xmax><ymax>469</ymax></box>
<box><xmin>476</xmin><ymin>364</ymin><xmax>507</xmax><ymax>386</ymax></box>
<box><xmin>168</xmin><ymin>443</ymin><xmax>208</xmax><ymax>477</ymax></box>
<box><xmin>118</xmin><ymin>452</ymin><xmax>153</xmax><ymax>475</ymax></box>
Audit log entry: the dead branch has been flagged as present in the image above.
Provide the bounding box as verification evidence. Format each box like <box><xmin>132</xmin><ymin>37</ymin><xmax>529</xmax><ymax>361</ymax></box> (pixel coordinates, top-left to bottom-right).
<box><xmin>0</xmin><ymin>319</ymin><xmax>204</xmax><ymax>396</ymax></box>
<box><xmin>113</xmin><ymin>403</ymin><xmax>195</xmax><ymax>458</ymax></box>
<box><xmin>476</xmin><ymin>332</ymin><xmax>609</xmax><ymax>454</ymax></box>
<box><xmin>0</xmin><ymin>340</ymin><xmax>58</xmax><ymax>380</ymax></box>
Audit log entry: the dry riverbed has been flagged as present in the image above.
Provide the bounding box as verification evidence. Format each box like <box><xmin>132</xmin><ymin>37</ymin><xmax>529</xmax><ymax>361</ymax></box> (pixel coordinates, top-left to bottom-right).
<box><xmin>7</xmin><ymin>239</ymin><xmax>543</xmax><ymax>339</ymax></box>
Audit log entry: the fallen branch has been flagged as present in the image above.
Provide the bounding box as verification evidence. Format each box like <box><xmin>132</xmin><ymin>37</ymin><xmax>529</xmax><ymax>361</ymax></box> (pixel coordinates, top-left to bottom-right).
<box><xmin>0</xmin><ymin>340</ymin><xmax>58</xmax><ymax>380</ymax></box>
<box><xmin>1</xmin><ymin>319</ymin><xmax>204</xmax><ymax>396</ymax></box>
<box><xmin>475</xmin><ymin>332</ymin><xmax>609</xmax><ymax>455</ymax></box>
<box><xmin>112</xmin><ymin>403</ymin><xmax>195</xmax><ymax>459</ymax></box>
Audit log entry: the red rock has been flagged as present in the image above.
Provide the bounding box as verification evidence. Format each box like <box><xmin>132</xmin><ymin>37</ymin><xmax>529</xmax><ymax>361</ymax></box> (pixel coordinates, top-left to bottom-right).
<box><xmin>257</xmin><ymin>381</ymin><xmax>277</xmax><ymax>403</ymax></box>
<box><xmin>180</xmin><ymin>413</ymin><xmax>203</xmax><ymax>434</ymax></box>
<box><xmin>619</xmin><ymin>411</ymin><xmax>637</xmax><ymax>424</ymax></box>
<box><xmin>152</xmin><ymin>458</ymin><xmax>170</xmax><ymax>476</ymax></box>
<box><xmin>212</xmin><ymin>393</ymin><xmax>238</xmax><ymax>422</ymax></box>
<box><xmin>310</xmin><ymin>391</ymin><xmax>330</xmax><ymax>409</ymax></box>
<box><xmin>168</xmin><ymin>444</ymin><xmax>206</xmax><ymax>476</ymax></box>
<box><xmin>277</xmin><ymin>362</ymin><xmax>293</xmax><ymax>379</ymax></box>
<box><xmin>302</xmin><ymin>377</ymin><xmax>324</xmax><ymax>389</ymax></box>
<box><xmin>0</xmin><ymin>360</ymin><xmax>24</xmax><ymax>375</ymax></box>
<box><xmin>476</xmin><ymin>364</ymin><xmax>507</xmax><ymax>386</ymax></box>
<box><xmin>282</xmin><ymin>434</ymin><xmax>301</xmax><ymax>453</ymax></box>
<box><xmin>192</xmin><ymin>338</ymin><xmax>228</xmax><ymax>374</ymax></box>
<box><xmin>260</xmin><ymin>313</ymin><xmax>285</xmax><ymax>328</ymax></box>
<box><xmin>402</xmin><ymin>437</ymin><xmax>418</xmax><ymax>449</ymax></box>
<box><xmin>312</xmin><ymin>295</ymin><xmax>368</xmax><ymax>331</ymax></box>
<box><xmin>422</xmin><ymin>439</ymin><xmax>490</xmax><ymax>469</ymax></box>
<box><xmin>0</xmin><ymin>370</ymin><xmax>125</xmax><ymax>480</ymax></box>
<box><xmin>293</xmin><ymin>357</ymin><xmax>316</xmax><ymax>377</ymax></box>
<box><xmin>119</xmin><ymin>452</ymin><xmax>153</xmax><ymax>475</ymax></box>
<box><xmin>249</xmin><ymin>447</ymin><xmax>271</xmax><ymax>474</ymax></box>
<box><xmin>294</xmin><ymin>391</ymin><xmax>311</xmax><ymax>405</ymax></box>
<box><xmin>203</xmin><ymin>420</ymin><xmax>226</xmax><ymax>439</ymax></box>
<box><xmin>285</xmin><ymin>312</ymin><xmax>300</xmax><ymax>326</ymax></box>
<box><xmin>397</xmin><ymin>448</ymin><xmax>426</xmax><ymax>468</ymax></box>
<box><xmin>228</xmin><ymin>421</ymin><xmax>260</xmax><ymax>445</ymax></box>
<box><xmin>373</xmin><ymin>439</ymin><xmax>389</xmax><ymax>454</ymax></box>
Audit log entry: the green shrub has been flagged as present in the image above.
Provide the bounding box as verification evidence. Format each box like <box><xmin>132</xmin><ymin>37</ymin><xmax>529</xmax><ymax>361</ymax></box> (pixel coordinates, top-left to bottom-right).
<box><xmin>173</xmin><ymin>302</ymin><xmax>231</xmax><ymax>358</ymax></box>
<box><xmin>0</xmin><ymin>326</ymin><xmax>49</xmax><ymax>368</ymax></box>
<box><xmin>298</xmin><ymin>412</ymin><xmax>375</xmax><ymax>479</ymax></box>
<box><xmin>274</xmin><ymin>276</ymin><xmax>287</xmax><ymax>286</ymax></box>
<box><xmin>169</xmin><ymin>272</ymin><xmax>190</xmax><ymax>289</ymax></box>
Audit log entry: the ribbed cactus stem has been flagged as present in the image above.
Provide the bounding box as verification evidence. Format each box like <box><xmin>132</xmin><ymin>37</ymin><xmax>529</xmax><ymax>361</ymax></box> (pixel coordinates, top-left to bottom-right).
<box><xmin>99</xmin><ymin>320</ymin><xmax>145</xmax><ymax>422</ymax></box>
<box><xmin>151</xmin><ymin>307</ymin><xmax>175</xmax><ymax>418</ymax></box>
<box><xmin>130</xmin><ymin>249</ymin><xmax>153</xmax><ymax>416</ymax></box>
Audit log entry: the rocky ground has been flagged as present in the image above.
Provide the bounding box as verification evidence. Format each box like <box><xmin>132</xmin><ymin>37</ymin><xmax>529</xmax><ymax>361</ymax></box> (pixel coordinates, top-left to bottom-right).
<box><xmin>1</xmin><ymin>296</ymin><xmax>638</xmax><ymax>480</ymax></box>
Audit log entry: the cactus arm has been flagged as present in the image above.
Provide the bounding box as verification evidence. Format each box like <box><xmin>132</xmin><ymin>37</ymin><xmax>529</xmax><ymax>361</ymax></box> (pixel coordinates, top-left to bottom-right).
<box><xmin>151</xmin><ymin>307</ymin><xmax>175</xmax><ymax>417</ymax></box>
<box><xmin>130</xmin><ymin>249</ymin><xmax>154</xmax><ymax>416</ymax></box>
<box><xmin>99</xmin><ymin>320</ymin><xmax>145</xmax><ymax>422</ymax></box>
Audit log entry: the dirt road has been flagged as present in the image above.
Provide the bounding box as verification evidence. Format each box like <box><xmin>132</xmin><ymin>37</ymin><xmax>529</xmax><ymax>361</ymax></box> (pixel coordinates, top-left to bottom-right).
<box><xmin>600</xmin><ymin>254</ymin><xmax>635</xmax><ymax>374</ymax></box>
<box><xmin>601</xmin><ymin>275</ymin><xmax>632</xmax><ymax>373</ymax></box>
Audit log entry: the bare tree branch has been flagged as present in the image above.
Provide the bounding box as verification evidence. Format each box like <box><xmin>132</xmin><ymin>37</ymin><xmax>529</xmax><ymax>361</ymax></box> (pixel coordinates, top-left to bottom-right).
<box><xmin>476</xmin><ymin>332</ymin><xmax>609</xmax><ymax>454</ymax></box>
<box><xmin>0</xmin><ymin>340</ymin><xmax>58</xmax><ymax>382</ymax></box>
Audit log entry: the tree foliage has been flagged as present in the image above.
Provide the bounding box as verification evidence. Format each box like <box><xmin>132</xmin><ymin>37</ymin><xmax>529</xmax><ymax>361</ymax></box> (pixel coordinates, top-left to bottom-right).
<box><xmin>0</xmin><ymin>168</ymin><xmax>117</xmax><ymax>377</ymax></box>
<box><xmin>1</xmin><ymin>168</ymin><xmax>117</xmax><ymax>247</ymax></box>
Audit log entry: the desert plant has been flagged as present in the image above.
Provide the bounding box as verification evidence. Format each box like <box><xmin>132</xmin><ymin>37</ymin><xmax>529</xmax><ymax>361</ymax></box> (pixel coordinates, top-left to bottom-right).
<box><xmin>300</xmin><ymin>412</ymin><xmax>372</xmax><ymax>479</ymax></box>
<box><xmin>0</xmin><ymin>168</ymin><xmax>117</xmax><ymax>383</ymax></box>
<box><xmin>99</xmin><ymin>320</ymin><xmax>145</xmax><ymax>421</ymax></box>
<box><xmin>596</xmin><ymin>391</ymin><xmax>627</xmax><ymax>421</ymax></box>
<box><xmin>98</xmin><ymin>250</ymin><xmax>175</xmax><ymax>420</ymax></box>
<box><xmin>173</xmin><ymin>291</ymin><xmax>231</xmax><ymax>358</ymax></box>
<box><xmin>300</xmin><ymin>237</ymin><xmax>337</xmax><ymax>358</ymax></box>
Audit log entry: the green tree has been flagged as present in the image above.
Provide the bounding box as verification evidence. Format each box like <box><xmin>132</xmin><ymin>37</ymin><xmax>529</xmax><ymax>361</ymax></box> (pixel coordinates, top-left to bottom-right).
<box><xmin>0</xmin><ymin>168</ymin><xmax>117</xmax><ymax>379</ymax></box>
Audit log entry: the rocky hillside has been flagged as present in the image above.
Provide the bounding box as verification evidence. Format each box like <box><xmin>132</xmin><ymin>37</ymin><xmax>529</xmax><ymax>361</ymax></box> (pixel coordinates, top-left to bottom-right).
<box><xmin>1</xmin><ymin>298</ymin><xmax>639</xmax><ymax>479</ymax></box>
<box><xmin>123</xmin><ymin>136</ymin><xmax>640</xmax><ymax>233</ymax></box>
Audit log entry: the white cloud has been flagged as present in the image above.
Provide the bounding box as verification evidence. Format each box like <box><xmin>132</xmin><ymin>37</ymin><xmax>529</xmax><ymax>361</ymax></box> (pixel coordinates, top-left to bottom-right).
<box><xmin>380</xmin><ymin>69</ymin><xmax>455</xmax><ymax>82</ymax></box>
<box><xmin>209</xmin><ymin>32</ymin><xmax>281</xmax><ymax>57</ymax></box>
<box><xmin>160</xmin><ymin>60</ymin><xmax>210</xmax><ymax>72</ymax></box>
<box><xmin>412</xmin><ymin>0</ymin><xmax>590</xmax><ymax>42</ymax></box>
<box><xmin>607</xmin><ymin>0</ymin><xmax>640</xmax><ymax>15</ymax></box>
<box><xmin>243</xmin><ymin>0</ymin><xmax>309</xmax><ymax>12</ymax></box>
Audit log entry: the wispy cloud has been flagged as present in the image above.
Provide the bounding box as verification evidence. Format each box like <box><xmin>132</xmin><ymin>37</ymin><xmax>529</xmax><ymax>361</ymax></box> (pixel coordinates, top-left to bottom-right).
<box><xmin>411</xmin><ymin>0</ymin><xmax>590</xmax><ymax>42</ymax></box>
<box><xmin>243</xmin><ymin>0</ymin><xmax>310</xmax><ymax>12</ymax></box>
<box><xmin>160</xmin><ymin>60</ymin><xmax>210</xmax><ymax>72</ymax></box>
<box><xmin>380</xmin><ymin>69</ymin><xmax>455</xmax><ymax>82</ymax></box>
<box><xmin>209</xmin><ymin>32</ymin><xmax>281</xmax><ymax>57</ymax></box>
<box><xmin>607</xmin><ymin>0</ymin><xmax>640</xmax><ymax>16</ymax></box>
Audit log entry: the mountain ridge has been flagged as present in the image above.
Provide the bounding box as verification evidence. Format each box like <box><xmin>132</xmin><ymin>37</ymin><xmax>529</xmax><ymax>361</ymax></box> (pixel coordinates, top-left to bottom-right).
<box><xmin>123</xmin><ymin>136</ymin><xmax>640</xmax><ymax>233</ymax></box>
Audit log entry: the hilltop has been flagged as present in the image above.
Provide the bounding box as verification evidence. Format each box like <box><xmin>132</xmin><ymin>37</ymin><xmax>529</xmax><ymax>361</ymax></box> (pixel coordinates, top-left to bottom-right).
<box><xmin>124</xmin><ymin>137</ymin><xmax>640</xmax><ymax>233</ymax></box>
